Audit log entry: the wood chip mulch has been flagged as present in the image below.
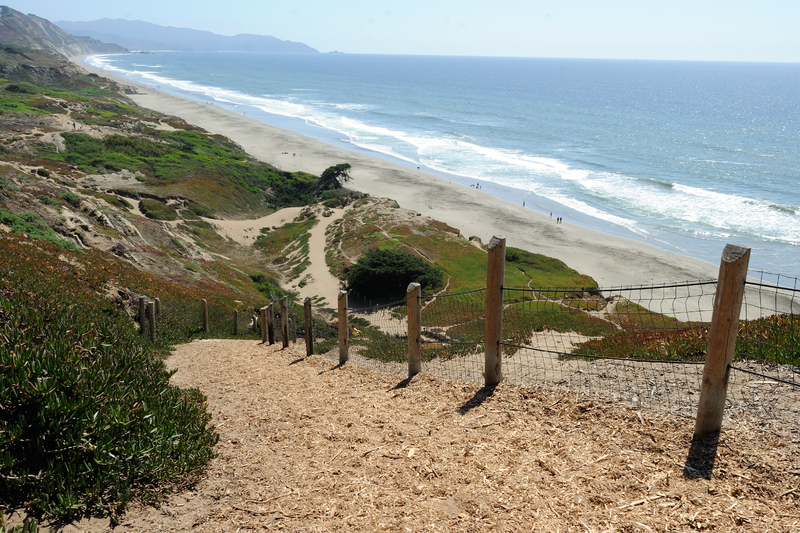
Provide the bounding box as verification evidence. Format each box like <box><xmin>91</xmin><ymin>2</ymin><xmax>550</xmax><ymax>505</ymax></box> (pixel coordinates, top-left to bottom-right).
<box><xmin>63</xmin><ymin>339</ymin><xmax>800</xmax><ymax>532</ymax></box>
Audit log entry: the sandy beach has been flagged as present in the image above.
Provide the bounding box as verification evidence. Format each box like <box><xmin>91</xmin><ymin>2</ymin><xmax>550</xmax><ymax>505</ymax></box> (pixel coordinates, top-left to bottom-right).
<box><xmin>79</xmin><ymin>58</ymin><xmax>720</xmax><ymax>288</ymax></box>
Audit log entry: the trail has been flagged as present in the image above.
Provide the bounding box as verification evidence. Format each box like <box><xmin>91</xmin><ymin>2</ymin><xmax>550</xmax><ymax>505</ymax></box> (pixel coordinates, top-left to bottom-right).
<box><xmin>294</xmin><ymin>208</ymin><xmax>346</xmax><ymax>307</ymax></box>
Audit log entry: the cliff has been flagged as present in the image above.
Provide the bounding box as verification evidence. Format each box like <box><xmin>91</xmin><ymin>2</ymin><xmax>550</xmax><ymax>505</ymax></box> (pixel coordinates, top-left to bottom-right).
<box><xmin>0</xmin><ymin>6</ymin><xmax>127</xmax><ymax>58</ymax></box>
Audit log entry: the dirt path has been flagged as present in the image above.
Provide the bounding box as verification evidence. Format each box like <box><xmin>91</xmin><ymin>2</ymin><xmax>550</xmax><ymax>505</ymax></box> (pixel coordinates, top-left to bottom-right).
<box><xmin>208</xmin><ymin>207</ymin><xmax>305</xmax><ymax>246</ymax></box>
<box><xmin>45</xmin><ymin>339</ymin><xmax>799</xmax><ymax>532</ymax></box>
<box><xmin>294</xmin><ymin>208</ymin><xmax>346</xmax><ymax>306</ymax></box>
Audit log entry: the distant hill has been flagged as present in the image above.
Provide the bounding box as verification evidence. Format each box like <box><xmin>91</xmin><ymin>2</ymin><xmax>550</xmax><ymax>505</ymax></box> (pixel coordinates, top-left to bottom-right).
<box><xmin>55</xmin><ymin>18</ymin><xmax>319</xmax><ymax>53</ymax></box>
<box><xmin>0</xmin><ymin>6</ymin><xmax>126</xmax><ymax>57</ymax></box>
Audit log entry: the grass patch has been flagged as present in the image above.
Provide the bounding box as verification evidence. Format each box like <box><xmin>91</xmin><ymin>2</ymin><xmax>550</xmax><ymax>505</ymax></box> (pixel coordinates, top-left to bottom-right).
<box><xmin>506</xmin><ymin>247</ymin><xmax>597</xmax><ymax>291</ymax></box>
<box><xmin>178</xmin><ymin>220</ymin><xmax>225</xmax><ymax>249</ymax></box>
<box><xmin>139</xmin><ymin>198</ymin><xmax>178</xmax><ymax>221</ymax></box>
<box><xmin>79</xmin><ymin>189</ymin><xmax>133</xmax><ymax>211</ymax></box>
<box><xmin>0</xmin><ymin>208</ymin><xmax>76</xmax><ymax>250</ymax></box>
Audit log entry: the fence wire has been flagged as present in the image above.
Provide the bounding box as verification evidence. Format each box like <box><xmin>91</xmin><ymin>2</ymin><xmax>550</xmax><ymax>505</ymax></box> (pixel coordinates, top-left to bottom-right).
<box><xmin>498</xmin><ymin>282</ymin><xmax>717</xmax><ymax>418</ymax></box>
<box><xmin>727</xmin><ymin>273</ymin><xmax>800</xmax><ymax>431</ymax></box>
<box><xmin>418</xmin><ymin>289</ymin><xmax>486</xmax><ymax>383</ymax></box>
<box><xmin>326</xmin><ymin>300</ymin><xmax>409</xmax><ymax>376</ymax></box>
<box><xmin>315</xmin><ymin>276</ymin><xmax>799</xmax><ymax>431</ymax></box>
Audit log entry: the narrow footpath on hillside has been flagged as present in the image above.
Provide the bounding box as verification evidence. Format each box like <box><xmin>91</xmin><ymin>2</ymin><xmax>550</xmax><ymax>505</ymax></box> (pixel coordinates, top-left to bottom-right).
<box><xmin>52</xmin><ymin>339</ymin><xmax>800</xmax><ymax>533</ymax></box>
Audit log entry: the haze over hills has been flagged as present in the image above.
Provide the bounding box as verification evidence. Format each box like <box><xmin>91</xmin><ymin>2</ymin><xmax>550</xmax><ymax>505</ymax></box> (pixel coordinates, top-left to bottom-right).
<box><xmin>0</xmin><ymin>6</ymin><xmax>125</xmax><ymax>57</ymax></box>
<box><xmin>55</xmin><ymin>18</ymin><xmax>319</xmax><ymax>53</ymax></box>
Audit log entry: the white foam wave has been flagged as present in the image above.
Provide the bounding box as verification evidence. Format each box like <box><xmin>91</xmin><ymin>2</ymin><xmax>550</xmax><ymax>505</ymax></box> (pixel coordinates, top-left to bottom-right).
<box><xmin>86</xmin><ymin>54</ymin><xmax>799</xmax><ymax>247</ymax></box>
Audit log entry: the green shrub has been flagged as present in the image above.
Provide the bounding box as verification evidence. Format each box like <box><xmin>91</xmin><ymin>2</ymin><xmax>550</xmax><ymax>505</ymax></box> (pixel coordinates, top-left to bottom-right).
<box><xmin>60</xmin><ymin>192</ymin><xmax>81</xmax><ymax>207</ymax></box>
<box><xmin>250</xmin><ymin>273</ymin><xmax>284</xmax><ymax>301</ymax></box>
<box><xmin>0</xmin><ymin>283</ymin><xmax>218</xmax><ymax>519</ymax></box>
<box><xmin>139</xmin><ymin>198</ymin><xmax>178</xmax><ymax>221</ymax></box>
<box><xmin>0</xmin><ymin>209</ymin><xmax>76</xmax><ymax>250</ymax></box>
<box><xmin>322</xmin><ymin>198</ymin><xmax>341</xmax><ymax>209</ymax></box>
<box><xmin>3</xmin><ymin>83</ymin><xmax>34</xmax><ymax>94</ymax></box>
<box><xmin>36</xmin><ymin>194</ymin><xmax>60</xmax><ymax>206</ymax></box>
<box><xmin>345</xmin><ymin>248</ymin><xmax>444</xmax><ymax>299</ymax></box>
<box><xmin>185</xmin><ymin>201</ymin><xmax>215</xmax><ymax>219</ymax></box>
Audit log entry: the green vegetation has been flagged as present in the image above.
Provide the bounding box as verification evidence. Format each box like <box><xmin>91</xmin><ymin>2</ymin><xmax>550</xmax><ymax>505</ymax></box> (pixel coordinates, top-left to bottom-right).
<box><xmin>178</xmin><ymin>220</ymin><xmax>225</xmax><ymax>248</ymax></box>
<box><xmin>316</xmin><ymin>163</ymin><xmax>351</xmax><ymax>193</ymax></box>
<box><xmin>60</xmin><ymin>191</ymin><xmax>81</xmax><ymax>207</ymax></box>
<box><xmin>0</xmin><ymin>237</ymin><xmax>224</xmax><ymax>520</ymax></box>
<box><xmin>571</xmin><ymin>313</ymin><xmax>799</xmax><ymax>365</ymax></box>
<box><xmin>250</xmin><ymin>273</ymin><xmax>285</xmax><ymax>301</ymax></box>
<box><xmin>34</xmin><ymin>132</ymin><xmax>318</xmax><ymax>216</ymax></box>
<box><xmin>506</xmin><ymin>247</ymin><xmax>597</xmax><ymax>291</ymax></box>
<box><xmin>0</xmin><ymin>209</ymin><xmax>76</xmax><ymax>250</ymax></box>
<box><xmin>345</xmin><ymin>248</ymin><xmax>445</xmax><ymax>299</ymax></box>
<box><xmin>139</xmin><ymin>198</ymin><xmax>178</xmax><ymax>221</ymax></box>
<box><xmin>254</xmin><ymin>217</ymin><xmax>317</xmax><ymax>281</ymax></box>
<box><xmin>79</xmin><ymin>189</ymin><xmax>133</xmax><ymax>211</ymax></box>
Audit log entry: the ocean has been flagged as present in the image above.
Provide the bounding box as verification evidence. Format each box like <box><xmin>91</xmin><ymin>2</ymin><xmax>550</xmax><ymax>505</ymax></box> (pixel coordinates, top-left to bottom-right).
<box><xmin>86</xmin><ymin>52</ymin><xmax>800</xmax><ymax>278</ymax></box>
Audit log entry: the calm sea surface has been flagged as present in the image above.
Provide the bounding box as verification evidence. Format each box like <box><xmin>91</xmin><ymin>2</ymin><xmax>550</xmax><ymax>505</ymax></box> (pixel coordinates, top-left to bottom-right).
<box><xmin>87</xmin><ymin>53</ymin><xmax>800</xmax><ymax>278</ymax></box>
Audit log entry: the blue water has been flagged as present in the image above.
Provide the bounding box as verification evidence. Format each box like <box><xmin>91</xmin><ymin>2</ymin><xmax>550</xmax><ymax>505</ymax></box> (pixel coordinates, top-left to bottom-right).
<box><xmin>87</xmin><ymin>52</ymin><xmax>800</xmax><ymax>277</ymax></box>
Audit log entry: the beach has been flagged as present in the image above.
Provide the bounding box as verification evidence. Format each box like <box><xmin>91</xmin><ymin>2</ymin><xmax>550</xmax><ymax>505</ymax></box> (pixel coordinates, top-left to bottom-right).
<box><xmin>80</xmin><ymin>58</ymin><xmax>720</xmax><ymax>288</ymax></box>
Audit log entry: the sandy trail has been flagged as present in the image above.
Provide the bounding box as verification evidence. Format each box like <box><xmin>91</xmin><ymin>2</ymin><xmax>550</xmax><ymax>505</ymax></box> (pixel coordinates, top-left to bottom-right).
<box><xmin>209</xmin><ymin>207</ymin><xmax>304</xmax><ymax>246</ymax></box>
<box><xmin>294</xmin><ymin>207</ymin><xmax>346</xmax><ymax>306</ymax></box>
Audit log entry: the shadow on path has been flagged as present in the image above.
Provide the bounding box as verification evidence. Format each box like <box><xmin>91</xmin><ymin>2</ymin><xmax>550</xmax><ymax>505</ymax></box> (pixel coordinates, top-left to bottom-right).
<box><xmin>683</xmin><ymin>431</ymin><xmax>720</xmax><ymax>480</ymax></box>
<box><xmin>457</xmin><ymin>384</ymin><xmax>498</xmax><ymax>415</ymax></box>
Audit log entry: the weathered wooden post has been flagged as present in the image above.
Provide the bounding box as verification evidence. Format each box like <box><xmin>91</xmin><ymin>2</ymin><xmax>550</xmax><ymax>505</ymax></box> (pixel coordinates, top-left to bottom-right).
<box><xmin>148</xmin><ymin>301</ymin><xmax>156</xmax><ymax>344</ymax></box>
<box><xmin>304</xmin><ymin>297</ymin><xmax>313</xmax><ymax>356</ymax></box>
<box><xmin>281</xmin><ymin>297</ymin><xmax>290</xmax><ymax>349</ymax></box>
<box><xmin>694</xmin><ymin>244</ymin><xmax>751</xmax><ymax>436</ymax></box>
<box><xmin>154</xmin><ymin>297</ymin><xmax>161</xmax><ymax>315</ymax></box>
<box><xmin>266</xmin><ymin>303</ymin><xmax>275</xmax><ymax>345</ymax></box>
<box><xmin>260</xmin><ymin>306</ymin><xmax>267</xmax><ymax>344</ymax></box>
<box><xmin>338</xmin><ymin>290</ymin><xmax>349</xmax><ymax>364</ymax></box>
<box><xmin>407</xmin><ymin>283</ymin><xmax>422</xmax><ymax>378</ymax></box>
<box><xmin>234</xmin><ymin>310</ymin><xmax>239</xmax><ymax>335</ymax></box>
<box><xmin>138</xmin><ymin>296</ymin><xmax>146</xmax><ymax>334</ymax></box>
<box><xmin>202</xmin><ymin>299</ymin><xmax>209</xmax><ymax>333</ymax></box>
<box><xmin>485</xmin><ymin>235</ymin><xmax>506</xmax><ymax>386</ymax></box>
<box><xmin>291</xmin><ymin>314</ymin><xmax>297</xmax><ymax>344</ymax></box>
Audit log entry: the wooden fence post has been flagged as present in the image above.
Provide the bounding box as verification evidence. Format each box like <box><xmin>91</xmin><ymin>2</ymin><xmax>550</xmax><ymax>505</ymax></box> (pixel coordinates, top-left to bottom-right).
<box><xmin>281</xmin><ymin>297</ymin><xmax>290</xmax><ymax>349</ymax></box>
<box><xmin>138</xmin><ymin>296</ymin><xmax>146</xmax><ymax>334</ymax></box>
<box><xmin>407</xmin><ymin>283</ymin><xmax>422</xmax><ymax>378</ymax></box>
<box><xmin>485</xmin><ymin>235</ymin><xmax>506</xmax><ymax>386</ymax></box>
<box><xmin>234</xmin><ymin>310</ymin><xmax>239</xmax><ymax>335</ymax></box>
<box><xmin>694</xmin><ymin>244</ymin><xmax>751</xmax><ymax>436</ymax></box>
<box><xmin>304</xmin><ymin>297</ymin><xmax>313</xmax><ymax>356</ymax></box>
<box><xmin>154</xmin><ymin>297</ymin><xmax>161</xmax><ymax>315</ymax></box>
<box><xmin>148</xmin><ymin>301</ymin><xmax>156</xmax><ymax>344</ymax></box>
<box><xmin>267</xmin><ymin>303</ymin><xmax>275</xmax><ymax>344</ymax></box>
<box><xmin>260</xmin><ymin>306</ymin><xmax>267</xmax><ymax>344</ymax></box>
<box><xmin>291</xmin><ymin>314</ymin><xmax>297</xmax><ymax>344</ymax></box>
<box><xmin>202</xmin><ymin>299</ymin><xmax>209</xmax><ymax>333</ymax></box>
<box><xmin>338</xmin><ymin>290</ymin><xmax>349</xmax><ymax>364</ymax></box>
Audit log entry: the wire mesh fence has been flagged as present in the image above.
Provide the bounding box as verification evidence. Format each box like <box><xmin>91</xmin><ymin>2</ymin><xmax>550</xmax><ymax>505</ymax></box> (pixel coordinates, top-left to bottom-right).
<box><xmin>725</xmin><ymin>272</ymin><xmax>800</xmax><ymax>430</ymax></box>
<box><xmin>498</xmin><ymin>282</ymin><xmax>718</xmax><ymax>418</ymax></box>
<box><xmin>320</xmin><ymin>299</ymin><xmax>409</xmax><ymax>376</ymax></box>
<box><xmin>417</xmin><ymin>289</ymin><xmax>487</xmax><ymax>382</ymax></box>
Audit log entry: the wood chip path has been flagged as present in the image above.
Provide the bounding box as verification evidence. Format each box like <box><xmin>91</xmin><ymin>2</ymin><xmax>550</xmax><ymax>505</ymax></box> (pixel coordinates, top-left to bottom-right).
<box><xmin>58</xmin><ymin>339</ymin><xmax>799</xmax><ymax>532</ymax></box>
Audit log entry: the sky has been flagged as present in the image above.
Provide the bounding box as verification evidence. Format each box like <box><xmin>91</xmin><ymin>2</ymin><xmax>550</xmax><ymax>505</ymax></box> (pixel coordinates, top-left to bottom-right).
<box><xmin>12</xmin><ymin>0</ymin><xmax>800</xmax><ymax>62</ymax></box>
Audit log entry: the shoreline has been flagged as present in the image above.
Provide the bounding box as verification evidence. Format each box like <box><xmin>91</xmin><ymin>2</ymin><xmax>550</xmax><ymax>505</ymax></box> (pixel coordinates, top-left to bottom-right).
<box><xmin>76</xmin><ymin>56</ymin><xmax>720</xmax><ymax>287</ymax></box>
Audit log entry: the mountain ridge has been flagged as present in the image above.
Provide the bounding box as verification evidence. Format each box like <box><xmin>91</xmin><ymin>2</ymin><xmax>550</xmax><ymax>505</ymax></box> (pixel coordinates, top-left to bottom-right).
<box><xmin>55</xmin><ymin>18</ymin><xmax>319</xmax><ymax>53</ymax></box>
